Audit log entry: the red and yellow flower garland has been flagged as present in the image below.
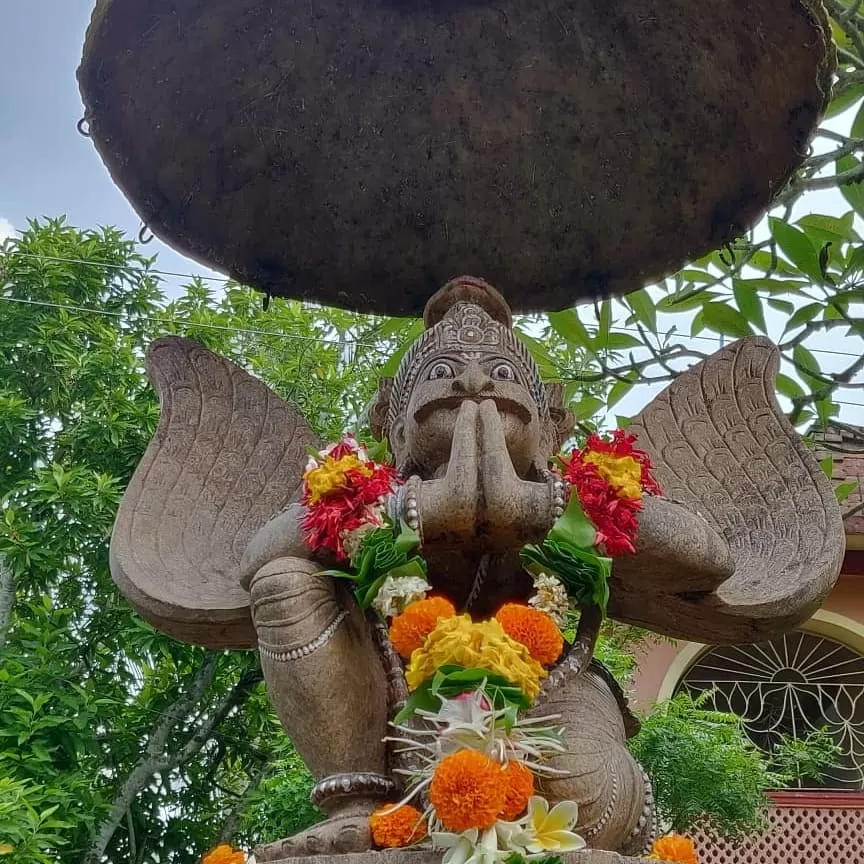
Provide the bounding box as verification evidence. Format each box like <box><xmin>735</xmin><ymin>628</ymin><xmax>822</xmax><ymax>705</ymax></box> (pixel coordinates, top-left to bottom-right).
<box><xmin>561</xmin><ymin>429</ymin><xmax>661</xmax><ymax>556</ymax></box>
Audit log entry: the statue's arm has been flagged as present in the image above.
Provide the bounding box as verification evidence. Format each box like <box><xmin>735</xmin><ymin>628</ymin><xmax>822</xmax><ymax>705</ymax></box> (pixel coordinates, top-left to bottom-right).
<box><xmin>239</xmin><ymin>503</ymin><xmax>312</xmax><ymax>590</ymax></box>
<box><xmin>407</xmin><ymin>400</ymin><xmax>559</xmax><ymax>550</ymax></box>
<box><xmin>615</xmin><ymin>495</ymin><xmax>734</xmax><ymax>592</ymax></box>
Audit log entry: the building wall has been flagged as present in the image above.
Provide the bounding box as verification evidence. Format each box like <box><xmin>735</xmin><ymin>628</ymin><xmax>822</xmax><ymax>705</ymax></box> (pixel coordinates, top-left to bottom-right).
<box><xmin>631</xmin><ymin>572</ymin><xmax>864</xmax><ymax>710</ymax></box>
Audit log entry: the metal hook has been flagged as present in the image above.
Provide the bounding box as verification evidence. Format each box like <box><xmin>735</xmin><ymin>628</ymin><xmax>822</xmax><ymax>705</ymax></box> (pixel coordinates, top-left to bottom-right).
<box><xmin>138</xmin><ymin>224</ymin><xmax>154</xmax><ymax>244</ymax></box>
<box><xmin>76</xmin><ymin>116</ymin><xmax>91</xmax><ymax>137</ymax></box>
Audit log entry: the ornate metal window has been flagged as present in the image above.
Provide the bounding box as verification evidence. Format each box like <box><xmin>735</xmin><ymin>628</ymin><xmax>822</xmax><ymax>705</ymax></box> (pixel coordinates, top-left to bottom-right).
<box><xmin>677</xmin><ymin>629</ymin><xmax>864</xmax><ymax>790</ymax></box>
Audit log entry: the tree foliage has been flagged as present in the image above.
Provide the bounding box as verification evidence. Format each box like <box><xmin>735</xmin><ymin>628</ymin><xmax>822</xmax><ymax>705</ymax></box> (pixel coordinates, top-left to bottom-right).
<box><xmin>630</xmin><ymin>691</ymin><xmax>841</xmax><ymax>839</ymax></box>
<box><xmin>0</xmin><ymin>219</ymin><xmax>414</xmax><ymax>863</ymax></box>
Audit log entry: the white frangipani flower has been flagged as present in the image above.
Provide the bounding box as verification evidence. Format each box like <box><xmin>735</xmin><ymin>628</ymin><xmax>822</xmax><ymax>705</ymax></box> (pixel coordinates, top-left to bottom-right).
<box><xmin>528</xmin><ymin>573</ymin><xmax>570</xmax><ymax>627</ymax></box>
<box><xmin>432</xmin><ymin>827</ymin><xmax>510</xmax><ymax>864</ymax></box>
<box><xmin>506</xmin><ymin>796</ymin><xmax>586</xmax><ymax>854</ymax></box>
<box><xmin>371</xmin><ymin>574</ymin><xmax>431</xmax><ymax>617</ymax></box>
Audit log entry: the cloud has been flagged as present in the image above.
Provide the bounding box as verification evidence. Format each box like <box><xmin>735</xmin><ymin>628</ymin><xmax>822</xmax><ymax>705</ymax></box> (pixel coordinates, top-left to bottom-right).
<box><xmin>0</xmin><ymin>218</ymin><xmax>15</xmax><ymax>242</ymax></box>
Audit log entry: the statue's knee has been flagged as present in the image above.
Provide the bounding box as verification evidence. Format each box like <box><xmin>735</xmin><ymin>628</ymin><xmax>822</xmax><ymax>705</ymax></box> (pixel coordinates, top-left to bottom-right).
<box><xmin>249</xmin><ymin>557</ymin><xmax>340</xmax><ymax>646</ymax></box>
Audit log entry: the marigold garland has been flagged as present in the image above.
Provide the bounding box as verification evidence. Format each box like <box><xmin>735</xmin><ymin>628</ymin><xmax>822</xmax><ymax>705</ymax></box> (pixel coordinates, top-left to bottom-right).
<box><xmin>648</xmin><ymin>834</ymin><xmax>699</xmax><ymax>864</ymax></box>
<box><xmin>301</xmin><ymin>436</ymin><xmax>400</xmax><ymax>560</ymax></box>
<box><xmin>199</xmin><ymin>845</ymin><xmax>246</xmax><ymax>864</ymax></box>
<box><xmin>405</xmin><ymin>614</ymin><xmax>547</xmax><ymax>702</ymax></box>
<box><xmin>369</xmin><ymin>803</ymin><xmax>428</xmax><ymax>848</ymax></box>
<box><xmin>499</xmin><ymin>759</ymin><xmax>535</xmax><ymax>820</ymax></box>
<box><xmin>495</xmin><ymin>603</ymin><xmax>564</xmax><ymax>665</ymax></box>
<box><xmin>561</xmin><ymin>430</ymin><xmax>660</xmax><ymax>556</ymax></box>
<box><xmin>305</xmin><ymin>453</ymin><xmax>373</xmax><ymax>505</ymax></box>
<box><xmin>299</xmin><ymin>430</ymin><xmax>660</xmax><ymax>864</ymax></box>
<box><xmin>389</xmin><ymin>596</ymin><xmax>457</xmax><ymax>659</ymax></box>
<box><xmin>429</xmin><ymin>749</ymin><xmax>509</xmax><ymax>832</ymax></box>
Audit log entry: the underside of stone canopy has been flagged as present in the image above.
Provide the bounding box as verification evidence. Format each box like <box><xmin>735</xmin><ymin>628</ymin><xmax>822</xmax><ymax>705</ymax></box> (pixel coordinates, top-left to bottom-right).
<box><xmin>79</xmin><ymin>0</ymin><xmax>834</xmax><ymax>317</ymax></box>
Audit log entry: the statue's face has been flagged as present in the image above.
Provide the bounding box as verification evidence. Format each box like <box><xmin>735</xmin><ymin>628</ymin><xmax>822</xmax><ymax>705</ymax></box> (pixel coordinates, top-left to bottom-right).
<box><xmin>399</xmin><ymin>349</ymin><xmax>541</xmax><ymax>478</ymax></box>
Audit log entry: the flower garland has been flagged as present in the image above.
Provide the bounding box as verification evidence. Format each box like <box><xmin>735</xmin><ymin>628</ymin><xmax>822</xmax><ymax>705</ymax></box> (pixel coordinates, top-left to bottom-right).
<box><xmin>300</xmin><ymin>429</ymin><xmax>661</xmax><ymax>864</ymax></box>
<box><xmin>199</xmin><ymin>845</ymin><xmax>250</xmax><ymax>864</ymax></box>
<box><xmin>301</xmin><ymin>435</ymin><xmax>428</xmax><ymax>610</ymax></box>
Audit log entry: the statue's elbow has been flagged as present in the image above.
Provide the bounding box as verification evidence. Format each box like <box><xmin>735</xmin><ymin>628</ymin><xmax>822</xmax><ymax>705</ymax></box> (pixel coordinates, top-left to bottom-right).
<box><xmin>239</xmin><ymin>504</ymin><xmax>309</xmax><ymax>589</ymax></box>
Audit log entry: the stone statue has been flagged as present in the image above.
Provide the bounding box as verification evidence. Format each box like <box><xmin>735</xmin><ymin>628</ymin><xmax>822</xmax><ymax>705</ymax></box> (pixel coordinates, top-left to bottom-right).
<box><xmin>110</xmin><ymin>277</ymin><xmax>843</xmax><ymax>861</ymax></box>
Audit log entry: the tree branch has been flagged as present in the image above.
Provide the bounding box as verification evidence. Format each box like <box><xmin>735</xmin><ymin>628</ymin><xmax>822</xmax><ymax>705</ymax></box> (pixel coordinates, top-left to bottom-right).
<box><xmin>0</xmin><ymin>556</ymin><xmax>13</xmax><ymax>646</ymax></box>
<box><xmin>85</xmin><ymin>653</ymin><xmax>219</xmax><ymax>864</ymax></box>
<box><xmin>218</xmin><ymin>760</ymin><xmax>268</xmax><ymax>844</ymax></box>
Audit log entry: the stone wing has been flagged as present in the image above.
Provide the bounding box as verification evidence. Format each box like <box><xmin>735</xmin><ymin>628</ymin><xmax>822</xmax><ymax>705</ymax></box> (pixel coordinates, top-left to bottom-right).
<box><xmin>611</xmin><ymin>336</ymin><xmax>844</xmax><ymax>644</ymax></box>
<box><xmin>110</xmin><ymin>337</ymin><xmax>319</xmax><ymax>648</ymax></box>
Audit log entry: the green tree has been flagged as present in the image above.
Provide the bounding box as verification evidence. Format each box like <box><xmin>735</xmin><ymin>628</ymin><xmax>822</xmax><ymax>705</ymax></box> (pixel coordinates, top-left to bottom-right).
<box><xmin>0</xmin><ymin>219</ymin><xmax>415</xmax><ymax>863</ymax></box>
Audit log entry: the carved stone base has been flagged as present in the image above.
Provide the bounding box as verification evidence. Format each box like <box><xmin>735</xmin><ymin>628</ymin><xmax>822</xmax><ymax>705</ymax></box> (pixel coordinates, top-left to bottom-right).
<box><xmin>261</xmin><ymin>851</ymin><xmax>654</xmax><ymax>864</ymax></box>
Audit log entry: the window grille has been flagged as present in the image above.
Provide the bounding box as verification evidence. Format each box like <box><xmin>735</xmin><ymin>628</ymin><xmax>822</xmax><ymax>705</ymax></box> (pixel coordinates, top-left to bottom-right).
<box><xmin>677</xmin><ymin>630</ymin><xmax>864</xmax><ymax>790</ymax></box>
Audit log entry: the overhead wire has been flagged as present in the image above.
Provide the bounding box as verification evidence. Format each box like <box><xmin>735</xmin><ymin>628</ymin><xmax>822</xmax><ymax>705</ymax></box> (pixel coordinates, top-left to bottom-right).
<box><xmin>4</xmin><ymin>253</ymin><xmax>864</xmax><ymax>408</ymax></box>
<box><xmin>3</xmin><ymin>287</ymin><xmax>864</xmax><ymax>361</ymax></box>
<box><xmin>7</xmin><ymin>249</ymin><xmax>864</xmax><ymax>355</ymax></box>
<box><xmin>0</xmin><ymin>294</ymin><xmax>384</xmax><ymax>347</ymax></box>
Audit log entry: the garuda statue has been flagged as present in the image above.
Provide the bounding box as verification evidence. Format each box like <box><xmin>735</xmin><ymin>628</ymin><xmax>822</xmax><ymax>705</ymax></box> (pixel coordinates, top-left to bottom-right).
<box><xmin>110</xmin><ymin>277</ymin><xmax>843</xmax><ymax>861</ymax></box>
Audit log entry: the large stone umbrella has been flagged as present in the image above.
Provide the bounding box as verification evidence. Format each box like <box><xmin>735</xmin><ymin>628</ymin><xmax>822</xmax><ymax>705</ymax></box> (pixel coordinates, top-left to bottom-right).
<box><xmin>79</xmin><ymin>1</ymin><xmax>833</xmax><ymax>315</ymax></box>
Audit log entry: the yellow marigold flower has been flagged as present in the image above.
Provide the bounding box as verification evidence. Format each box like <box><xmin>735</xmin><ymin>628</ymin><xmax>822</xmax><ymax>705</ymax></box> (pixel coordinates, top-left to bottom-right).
<box><xmin>304</xmin><ymin>454</ymin><xmax>372</xmax><ymax>504</ymax></box>
<box><xmin>648</xmin><ymin>834</ymin><xmax>699</xmax><ymax>864</ymax></box>
<box><xmin>369</xmin><ymin>802</ymin><xmax>428</xmax><ymax>847</ymax></box>
<box><xmin>429</xmin><ymin>750</ymin><xmax>508</xmax><ymax>832</ymax></box>
<box><xmin>583</xmin><ymin>451</ymin><xmax>643</xmax><ymax>500</ymax></box>
<box><xmin>200</xmin><ymin>844</ymin><xmax>246</xmax><ymax>864</ymax></box>
<box><xmin>495</xmin><ymin>603</ymin><xmax>563</xmax><ymax>666</ymax></box>
<box><xmin>405</xmin><ymin>614</ymin><xmax>547</xmax><ymax>702</ymax></box>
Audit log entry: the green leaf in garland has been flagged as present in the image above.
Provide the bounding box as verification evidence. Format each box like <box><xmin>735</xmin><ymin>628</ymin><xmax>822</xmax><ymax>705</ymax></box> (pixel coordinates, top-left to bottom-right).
<box><xmin>394</xmin><ymin>520</ymin><xmax>422</xmax><ymax>555</ymax></box>
<box><xmin>392</xmin><ymin>683</ymin><xmax>442</xmax><ymax>724</ymax></box>
<box><xmin>430</xmin><ymin>666</ymin><xmax>530</xmax><ymax>709</ymax></box>
<box><xmin>521</xmin><ymin>542</ymin><xmax>611</xmax><ymax>614</ymax></box>
<box><xmin>354</xmin><ymin>527</ymin><xmax>405</xmax><ymax>584</ymax></box>
<box><xmin>547</xmin><ymin>489</ymin><xmax>597</xmax><ymax>550</ymax></box>
<box><xmin>345</xmin><ymin>522</ymin><xmax>427</xmax><ymax>610</ymax></box>
<box><xmin>316</xmin><ymin>567</ymin><xmax>361</xmax><ymax>582</ymax></box>
<box><xmin>505</xmin><ymin>855</ymin><xmax>564</xmax><ymax>864</ymax></box>
<box><xmin>393</xmin><ymin>665</ymin><xmax>530</xmax><ymax>723</ymax></box>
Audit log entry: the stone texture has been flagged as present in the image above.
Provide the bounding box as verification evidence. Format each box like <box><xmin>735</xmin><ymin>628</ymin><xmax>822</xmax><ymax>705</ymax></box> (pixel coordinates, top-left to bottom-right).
<box><xmin>618</xmin><ymin>337</ymin><xmax>845</xmax><ymax>644</ymax></box>
<box><xmin>108</xmin><ymin>336</ymin><xmax>319</xmax><ymax>648</ymax></box>
<box><xmin>259</xmin><ymin>851</ymin><xmax>652</xmax><ymax>864</ymax></box>
<box><xmin>79</xmin><ymin>0</ymin><xmax>833</xmax><ymax>315</ymax></box>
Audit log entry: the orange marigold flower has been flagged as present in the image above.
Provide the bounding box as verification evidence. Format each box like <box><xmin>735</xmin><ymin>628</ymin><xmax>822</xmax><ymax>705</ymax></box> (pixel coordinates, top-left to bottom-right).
<box><xmin>499</xmin><ymin>760</ymin><xmax>535</xmax><ymax>820</ymax></box>
<box><xmin>648</xmin><ymin>834</ymin><xmax>699</xmax><ymax>864</ymax></box>
<box><xmin>369</xmin><ymin>803</ymin><xmax>428</xmax><ymax>847</ymax></box>
<box><xmin>389</xmin><ymin>596</ymin><xmax>456</xmax><ymax>659</ymax></box>
<box><xmin>200</xmin><ymin>845</ymin><xmax>246</xmax><ymax>864</ymax></box>
<box><xmin>429</xmin><ymin>750</ymin><xmax>508</xmax><ymax>832</ymax></box>
<box><xmin>495</xmin><ymin>603</ymin><xmax>564</xmax><ymax>665</ymax></box>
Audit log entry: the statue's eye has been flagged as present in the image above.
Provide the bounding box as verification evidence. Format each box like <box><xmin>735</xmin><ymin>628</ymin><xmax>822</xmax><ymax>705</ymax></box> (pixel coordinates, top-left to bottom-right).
<box><xmin>491</xmin><ymin>362</ymin><xmax>516</xmax><ymax>381</ymax></box>
<box><xmin>429</xmin><ymin>362</ymin><xmax>455</xmax><ymax>380</ymax></box>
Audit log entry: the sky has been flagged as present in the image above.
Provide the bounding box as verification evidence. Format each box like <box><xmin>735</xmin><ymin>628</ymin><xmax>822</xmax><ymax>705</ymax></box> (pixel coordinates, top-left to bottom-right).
<box><xmin>0</xmin><ymin>1</ymin><xmax>214</xmax><ymax>280</ymax></box>
<box><xmin>1</xmin><ymin>1</ymin><xmax>862</xmax><ymax>428</ymax></box>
